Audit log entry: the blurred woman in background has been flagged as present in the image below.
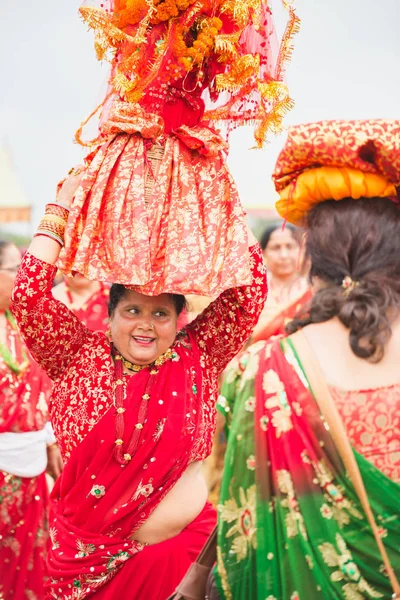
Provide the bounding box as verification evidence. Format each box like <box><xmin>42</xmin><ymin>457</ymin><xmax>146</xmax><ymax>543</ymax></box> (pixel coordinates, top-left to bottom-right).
<box><xmin>251</xmin><ymin>223</ymin><xmax>310</xmax><ymax>344</ymax></box>
<box><xmin>52</xmin><ymin>274</ymin><xmax>109</xmax><ymax>333</ymax></box>
<box><xmin>0</xmin><ymin>240</ymin><xmax>62</xmax><ymax>600</ymax></box>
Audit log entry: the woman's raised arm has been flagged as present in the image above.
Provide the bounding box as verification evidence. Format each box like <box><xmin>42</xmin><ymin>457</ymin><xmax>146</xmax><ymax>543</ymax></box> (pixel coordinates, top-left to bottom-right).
<box><xmin>187</xmin><ymin>228</ymin><xmax>267</xmax><ymax>376</ymax></box>
<box><xmin>27</xmin><ymin>170</ymin><xmax>82</xmax><ymax>264</ymax></box>
<box><xmin>11</xmin><ymin>170</ymin><xmax>94</xmax><ymax>380</ymax></box>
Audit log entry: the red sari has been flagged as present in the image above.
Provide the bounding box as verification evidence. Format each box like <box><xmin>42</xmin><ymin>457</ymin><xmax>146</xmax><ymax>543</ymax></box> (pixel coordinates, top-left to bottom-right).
<box><xmin>0</xmin><ymin>316</ymin><xmax>52</xmax><ymax>600</ymax></box>
<box><xmin>11</xmin><ymin>244</ymin><xmax>266</xmax><ymax>599</ymax></box>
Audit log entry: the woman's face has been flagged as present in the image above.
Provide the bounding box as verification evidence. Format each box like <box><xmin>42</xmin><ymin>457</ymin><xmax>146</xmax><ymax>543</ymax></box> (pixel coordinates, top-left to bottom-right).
<box><xmin>109</xmin><ymin>290</ymin><xmax>178</xmax><ymax>366</ymax></box>
<box><xmin>0</xmin><ymin>244</ymin><xmax>21</xmax><ymax>307</ymax></box>
<box><xmin>263</xmin><ymin>229</ymin><xmax>300</xmax><ymax>279</ymax></box>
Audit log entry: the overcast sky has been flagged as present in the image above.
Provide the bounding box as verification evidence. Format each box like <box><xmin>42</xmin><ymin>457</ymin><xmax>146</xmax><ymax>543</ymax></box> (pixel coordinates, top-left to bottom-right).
<box><xmin>0</xmin><ymin>0</ymin><xmax>399</xmax><ymax>234</ymax></box>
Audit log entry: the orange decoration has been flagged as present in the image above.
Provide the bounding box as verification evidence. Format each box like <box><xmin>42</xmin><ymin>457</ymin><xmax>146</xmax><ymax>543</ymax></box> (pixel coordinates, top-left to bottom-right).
<box><xmin>273</xmin><ymin>119</ymin><xmax>400</xmax><ymax>226</ymax></box>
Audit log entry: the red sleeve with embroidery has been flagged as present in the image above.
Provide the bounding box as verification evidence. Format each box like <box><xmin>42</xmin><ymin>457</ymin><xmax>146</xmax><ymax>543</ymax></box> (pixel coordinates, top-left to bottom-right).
<box><xmin>187</xmin><ymin>243</ymin><xmax>267</xmax><ymax>375</ymax></box>
<box><xmin>11</xmin><ymin>252</ymin><xmax>91</xmax><ymax>380</ymax></box>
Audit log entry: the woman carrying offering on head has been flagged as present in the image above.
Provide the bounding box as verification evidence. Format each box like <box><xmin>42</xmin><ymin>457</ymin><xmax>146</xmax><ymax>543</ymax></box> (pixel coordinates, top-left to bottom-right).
<box><xmin>11</xmin><ymin>171</ymin><xmax>266</xmax><ymax>598</ymax></box>
<box><xmin>215</xmin><ymin>120</ymin><xmax>400</xmax><ymax>600</ymax></box>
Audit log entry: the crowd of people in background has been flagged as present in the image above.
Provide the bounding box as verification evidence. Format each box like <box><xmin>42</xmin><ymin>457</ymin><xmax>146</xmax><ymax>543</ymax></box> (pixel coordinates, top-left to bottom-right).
<box><xmin>1</xmin><ymin>0</ymin><xmax>399</xmax><ymax>598</ymax></box>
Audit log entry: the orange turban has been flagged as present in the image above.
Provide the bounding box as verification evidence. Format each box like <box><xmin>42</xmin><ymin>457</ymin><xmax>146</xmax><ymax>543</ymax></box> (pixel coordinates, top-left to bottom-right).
<box><xmin>273</xmin><ymin>120</ymin><xmax>400</xmax><ymax>226</ymax></box>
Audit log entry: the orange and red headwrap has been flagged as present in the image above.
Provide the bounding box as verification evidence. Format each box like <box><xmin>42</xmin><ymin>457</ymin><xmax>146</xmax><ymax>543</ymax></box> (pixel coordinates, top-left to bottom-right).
<box><xmin>273</xmin><ymin>119</ymin><xmax>400</xmax><ymax>226</ymax></box>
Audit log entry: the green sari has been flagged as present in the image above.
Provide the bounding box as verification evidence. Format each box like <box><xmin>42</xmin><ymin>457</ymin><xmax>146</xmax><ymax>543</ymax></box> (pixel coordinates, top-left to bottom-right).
<box><xmin>215</xmin><ymin>337</ymin><xmax>400</xmax><ymax>600</ymax></box>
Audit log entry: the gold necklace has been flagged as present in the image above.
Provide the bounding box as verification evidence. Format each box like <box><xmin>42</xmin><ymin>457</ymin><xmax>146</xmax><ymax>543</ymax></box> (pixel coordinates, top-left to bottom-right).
<box><xmin>115</xmin><ymin>347</ymin><xmax>177</xmax><ymax>373</ymax></box>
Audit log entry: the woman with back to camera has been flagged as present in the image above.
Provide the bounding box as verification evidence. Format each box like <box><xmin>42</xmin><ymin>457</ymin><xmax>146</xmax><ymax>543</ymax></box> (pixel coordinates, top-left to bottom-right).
<box><xmin>214</xmin><ymin>120</ymin><xmax>400</xmax><ymax>600</ymax></box>
<box><xmin>0</xmin><ymin>240</ymin><xmax>62</xmax><ymax>600</ymax></box>
<box><xmin>11</xmin><ymin>172</ymin><xmax>266</xmax><ymax>599</ymax></box>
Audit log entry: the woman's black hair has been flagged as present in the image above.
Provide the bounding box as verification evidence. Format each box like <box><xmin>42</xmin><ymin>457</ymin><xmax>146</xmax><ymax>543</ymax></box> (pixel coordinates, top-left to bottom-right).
<box><xmin>259</xmin><ymin>222</ymin><xmax>298</xmax><ymax>251</ymax></box>
<box><xmin>108</xmin><ymin>284</ymin><xmax>187</xmax><ymax>318</ymax></box>
<box><xmin>287</xmin><ymin>197</ymin><xmax>400</xmax><ymax>362</ymax></box>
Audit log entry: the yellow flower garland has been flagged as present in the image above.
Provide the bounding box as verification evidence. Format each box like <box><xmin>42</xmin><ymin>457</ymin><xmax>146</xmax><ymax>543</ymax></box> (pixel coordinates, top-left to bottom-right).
<box><xmin>114</xmin><ymin>0</ymin><xmax>198</xmax><ymax>29</ymax></box>
<box><xmin>173</xmin><ymin>16</ymin><xmax>222</xmax><ymax>72</ymax></box>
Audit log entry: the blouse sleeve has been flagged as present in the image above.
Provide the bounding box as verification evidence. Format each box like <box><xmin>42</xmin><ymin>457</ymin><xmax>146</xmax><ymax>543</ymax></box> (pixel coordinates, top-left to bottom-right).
<box><xmin>187</xmin><ymin>243</ymin><xmax>267</xmax><ymax>376</ymax></box>
<box><xmin>11</xmin><ymin>251</ymin><xmax>91</xmax><ymax>380</ymax></box>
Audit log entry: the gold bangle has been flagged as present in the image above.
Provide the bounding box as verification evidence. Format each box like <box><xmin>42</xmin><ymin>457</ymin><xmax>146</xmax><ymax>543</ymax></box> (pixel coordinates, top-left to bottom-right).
<box><xmin>37</xmin><ymin>219</ymin><xmax>66</xmax><ymax>235</ymax></box>
<box><xmin>45</xmin><ymin>203</ymin><xmax>70</xmax><ymax>222</ymax></box>
<box><xmin>42</xmin><ymin>215</ymin><xmax>67</xmax><ymax>227</ymax></box>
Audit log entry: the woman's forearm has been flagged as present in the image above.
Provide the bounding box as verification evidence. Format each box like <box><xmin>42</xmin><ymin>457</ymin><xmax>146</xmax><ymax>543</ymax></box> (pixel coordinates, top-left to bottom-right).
<box><xmin>29</xmin><ymin>169</ymin><xmax>84</xmax><ymax>264</ymax></box>
<box><xmin>28</xmin><ymin>234</ymin><xmax>62</xmax><ymax>265</ymax></box>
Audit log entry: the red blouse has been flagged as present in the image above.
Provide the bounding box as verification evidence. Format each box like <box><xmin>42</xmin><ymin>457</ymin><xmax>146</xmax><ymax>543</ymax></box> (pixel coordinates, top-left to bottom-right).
<box><xmin>12</xmin><ymin>245</ymin><xmax>266</xmax><ymax>462</ymax></box>
<box><xmin>0</xmin><ymin>319</ymin><xmax>51</xmax><ymax>433</ymax></box>
<box><xmin>330</xmin><ymin>384</ymin><xmax>400</xmax><ymax>483</ymax></box>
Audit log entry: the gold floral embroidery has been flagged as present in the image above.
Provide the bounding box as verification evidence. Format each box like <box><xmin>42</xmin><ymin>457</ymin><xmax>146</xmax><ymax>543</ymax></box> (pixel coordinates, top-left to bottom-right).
<box><xmin>271</xmin><ymin>403</ymin><xmax>293</xmax><ymax>437</ymax></box>
<box><xmin>75</xmin><ymin>541</ymin><xmax>96</xmax><ymax>559</ymax></box>
<box><xmin>132</xmin><ymin>480</ymin><xmax>154</xmax><ymax>501</ymax></box>
<box><xmin>49</xmin><ymin>527</ymin><xmax>59</xmax><ymax>550</ymax></box>
<box><xmin>152</xmin><ymin>418</ymin><xmax>166</xmax><ymax>442</ymax></box>
<box><xmin>319</xmin><ymin>534</ymin><xmax>383</xmax><ymax>599</ymax></box>
<box><xmin>312</xmin><ymin>460</ymin><xmax>363</xmax><ymax>527</ymax></box>
<box><xmin>218</xmin><ymin>485</ymin><xmax>257</xmax><ymax>562</ymax></box>
<box><xmin>263</xmin><ymin>369</ymin><xmax>285</xmax><ymax>394</ymax></box>
<box><xmin>277</xmin><ymin>470</ymin><xmax>307</xmax><ymax>540</ymax></box>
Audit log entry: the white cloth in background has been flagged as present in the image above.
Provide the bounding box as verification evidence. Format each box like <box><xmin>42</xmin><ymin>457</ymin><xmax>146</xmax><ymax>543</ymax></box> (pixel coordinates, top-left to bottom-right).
<box><xmin>0</xmin><ymin>423</ymin><xmax>55</xmax><ymax>477</ymax></box>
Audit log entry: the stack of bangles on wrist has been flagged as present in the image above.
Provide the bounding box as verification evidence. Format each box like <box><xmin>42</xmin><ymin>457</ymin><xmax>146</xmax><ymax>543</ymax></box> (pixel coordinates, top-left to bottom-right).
<box><xmin>34</xmin><ymin>203</ymin><xmax>70</xmax><ymax>247</ymax></box>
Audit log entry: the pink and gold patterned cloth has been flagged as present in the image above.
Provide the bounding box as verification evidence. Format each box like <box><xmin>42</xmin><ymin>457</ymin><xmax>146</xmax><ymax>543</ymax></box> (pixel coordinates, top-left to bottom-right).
<box><xmin>58</xmin><ymin>103</ymin><xmax>252</xmax><ymax>295</ymax></box>
<box><xmin>273</xmin><ymin>119</ymin><xmax>400</xmax><ymax>226</ymax></box>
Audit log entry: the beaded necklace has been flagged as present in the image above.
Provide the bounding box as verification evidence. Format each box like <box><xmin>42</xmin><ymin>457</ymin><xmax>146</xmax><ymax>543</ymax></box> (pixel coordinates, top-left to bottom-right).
<box><xmin>112</xmin><ymin>346</ymin><xmax>177</xmax><ymax>465</ymax></box>
<box><xmin>116</xmin><ymin>347</ymin><xmax>177</xmax><ymax>373</ymax></box>
<box><xmin>0</xmin><ymin>310</ymin><xmax>29</xmax><ymax>375</ymax></box>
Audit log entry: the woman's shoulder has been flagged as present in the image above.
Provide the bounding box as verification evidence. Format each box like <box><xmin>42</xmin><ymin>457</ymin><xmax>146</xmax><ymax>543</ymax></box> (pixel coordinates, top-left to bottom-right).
<box><xmin>58</xmin><ymin>331</ymin><xmax>113</xmax><ymax>375</ymax></box>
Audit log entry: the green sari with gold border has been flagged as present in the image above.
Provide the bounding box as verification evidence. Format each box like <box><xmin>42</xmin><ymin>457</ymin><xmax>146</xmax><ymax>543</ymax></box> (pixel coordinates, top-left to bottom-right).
<box><xmin>215</xmin><ymin>336</ymin><xmax>400</xmax><ymax>600</ymax></box>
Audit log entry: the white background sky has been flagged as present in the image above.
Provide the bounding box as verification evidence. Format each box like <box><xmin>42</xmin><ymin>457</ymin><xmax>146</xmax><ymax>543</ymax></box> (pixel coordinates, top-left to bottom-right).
<box><xmin>0</xmin><ymin>0</ymin><xmax>399</xmax><ymax>234</ymax></box>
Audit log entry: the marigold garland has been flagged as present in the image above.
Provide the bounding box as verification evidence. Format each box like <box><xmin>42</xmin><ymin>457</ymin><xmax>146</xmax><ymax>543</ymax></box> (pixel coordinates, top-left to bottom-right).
<box><xmin>173</xmin><ymin>16</ymin><xmax>222</xmax><ymax>72</ymax></box>
<box><xmin>79</xmin><ymin>0</ymin><xmax>300</xmax><ymax>147</ymax></box>
<box><xmin>151</xmin><ymin>0</ymin><xmax>196</xmax><ymax>24</ymax></box>
<box><xmin>113</xmin><ymin>0</ymin><xmax>197</xmax><ymax>29</ymax></box>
